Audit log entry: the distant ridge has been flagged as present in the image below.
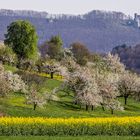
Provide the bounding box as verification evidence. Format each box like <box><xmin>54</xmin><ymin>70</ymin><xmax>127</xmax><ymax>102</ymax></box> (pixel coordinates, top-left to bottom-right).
<box><xmin>0</xmin><ymin>9</ymin><xmax>140</xmax><ymax>52</ymax></box>
<box><xmin>0</xmin><ymin>9</ymin><xmax>49</xmax><ymax>18</ymax></box>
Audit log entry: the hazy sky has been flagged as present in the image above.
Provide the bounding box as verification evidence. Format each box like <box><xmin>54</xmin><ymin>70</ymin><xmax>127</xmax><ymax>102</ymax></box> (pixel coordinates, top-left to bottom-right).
<box><xmin>0</xmin><ymin>0</ymin><xmax>140</xmax><ymax>16</ymax></box>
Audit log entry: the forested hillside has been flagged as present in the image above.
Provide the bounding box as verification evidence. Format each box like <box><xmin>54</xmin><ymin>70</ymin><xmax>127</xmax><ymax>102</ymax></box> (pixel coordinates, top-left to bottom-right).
<box><xmin>112</xmin><ymin>44</ymin><xmax>140</xmax><ymax>73</ymax></box>
<box><xmin>0</xmin><ymin>9</ymin><xmax>140</xmax><ymax>52</ymax></box>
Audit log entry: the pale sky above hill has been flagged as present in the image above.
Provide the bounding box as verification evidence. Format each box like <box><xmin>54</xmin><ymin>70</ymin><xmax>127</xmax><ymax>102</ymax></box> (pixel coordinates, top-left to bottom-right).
<box><xmin>0</xmin><ymin>0</ymin><xmax>140</xmax><ymax>16</ymax></box>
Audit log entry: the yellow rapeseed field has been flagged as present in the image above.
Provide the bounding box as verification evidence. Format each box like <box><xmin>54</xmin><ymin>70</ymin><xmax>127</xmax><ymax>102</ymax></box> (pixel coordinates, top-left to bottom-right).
<box><xmin>0</xmin><ymin>117</ymin><xmax>140</xmax><ymax>136</ymax></box>
<box><xmin>0</xmin><ymin>116</ymin><xmax>140</xmax><ymax>125</ymax></box>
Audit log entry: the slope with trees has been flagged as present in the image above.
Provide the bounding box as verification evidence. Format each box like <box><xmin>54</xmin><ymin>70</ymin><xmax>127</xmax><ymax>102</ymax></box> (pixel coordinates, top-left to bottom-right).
<box><xmin>0</xmin><ymin>20</ymin><xmax>140</xmax><ymax>118</ymax></box>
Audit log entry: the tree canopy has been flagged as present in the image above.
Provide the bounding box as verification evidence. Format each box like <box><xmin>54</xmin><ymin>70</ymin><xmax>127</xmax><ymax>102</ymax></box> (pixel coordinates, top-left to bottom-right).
<box><xmin>40</xmin><ymin>35</ymin><xmax>63</xmax><ymax>60</ymax></box>
<box><xmin>70</xmin><ymin>42</ymin><xmax>90</xmax><ymax>65</ymax></box>
<box><xmin>4</xmin><ymin>20</ymin><xmax>38</xmax><ymax>60</ymax></box>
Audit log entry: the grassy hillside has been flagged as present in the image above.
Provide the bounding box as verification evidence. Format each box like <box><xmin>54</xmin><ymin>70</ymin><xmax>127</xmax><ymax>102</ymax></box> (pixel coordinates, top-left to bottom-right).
<box><xmin>0</xmin><ymin>64</ymin><xmax>140</xmax><ymax>118</ymax></box>
<box><xmin>0</xmin><ymin>94</ymin><xmax>140</xmax><ymax>118</ymax></box>
<box><xmin>0</xmin><ymin>82</ymin><xmax>140</xmax><ymax>118</ymax></box>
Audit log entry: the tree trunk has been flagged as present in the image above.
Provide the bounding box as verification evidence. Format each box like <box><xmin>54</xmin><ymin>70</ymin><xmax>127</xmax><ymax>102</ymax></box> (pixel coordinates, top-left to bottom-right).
<box><xmin>101</xmin><ymin>103</ymin><xmax>105</xmax><ymax>111</ymax></box>
<box><xmin>51</xmin><ymin>72</ymin><xmax>54</xmax><ymax>79</ymax></box>
<box><xmin>102</xmin><ymin>105</ymin><xmax>105</xmax><ymax>111</ymax></box>
<box><xmin>33</xmin><ymin>102</ymin><xmax>37</xmax><ymax>110</ymax></box>
<box><xmin>74</xmin><ymin>101</ymin><xmax>78</xmax><ymax>105</ymax></box>
<box><xmin>86</xmin><ymin>105</ymin><xmax>88</xmax><ymax>111</ymax></box>
<box><xmin>91</xmin><ymin>105</ymin><xmax>94</xmax><ymax>111</ymax></box>
<box><xmin>111</xmin><ymin>109</ymin><xmax>114</xmax><ymax>114</ymax></box>
<box><xmin>124</xmin><ymin>96</ymin><xmax>128</xmax><ymax>105</ymax></box>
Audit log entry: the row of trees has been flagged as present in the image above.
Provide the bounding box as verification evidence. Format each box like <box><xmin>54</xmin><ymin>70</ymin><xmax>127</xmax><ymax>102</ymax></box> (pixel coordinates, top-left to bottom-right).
<box><xmin>52</xmin><ymin>53</ymin><xmax>140</xmax><ymax>114</ymax></box>
<box><xmin>1</xmin><ymin>51</ymin><xmax>139</xmax><ymax>113</ymax></box>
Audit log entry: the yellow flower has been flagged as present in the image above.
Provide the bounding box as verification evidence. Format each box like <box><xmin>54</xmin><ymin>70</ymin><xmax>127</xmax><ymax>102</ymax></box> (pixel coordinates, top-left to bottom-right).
<box><xmin>0</xmin><ymin>116</ymin><xmax>140</xmax><ymax>125</ymax></box>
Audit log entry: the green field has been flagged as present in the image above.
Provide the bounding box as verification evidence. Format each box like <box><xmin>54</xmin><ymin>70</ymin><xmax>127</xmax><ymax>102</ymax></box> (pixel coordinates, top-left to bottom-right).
<box><xmin>0</xmin><ymin>79</ymin><xmax>140</xmax><ymax>118</ymax></box>
<box><xmin>0</xmin><ymin>136</ymin><xmax>140</xmax><ymax>140</ymax></box>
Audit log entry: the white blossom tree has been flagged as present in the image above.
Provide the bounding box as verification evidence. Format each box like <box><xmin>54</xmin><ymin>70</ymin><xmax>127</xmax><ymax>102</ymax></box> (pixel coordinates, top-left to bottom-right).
<box><xmin>87</xmin><ymin>57</ymin><xmax>124</xmax><ymax>114</ymax></box>
<box><xmin>25</xmin><ymin>84</ymin><xmax>46</xmax><ymax>110</ymax></box>
<box><xmin>0</xmin><ymin>64</ymin><xmax>27</xmax><ymax>96</ymax></box>
<box><xmin>5</xmin><ymin>71</ymin><xmax>27</xmax><ymax>93</ymax></box>
<box><xmin>104</xmin><ymin>53</ymin><xmax>125</xmax><ymax>73</ymax></box>
<box><xmin>0</xmin><ymin>64</ymin><xmax>11</xmax><ymax>96</ymax></box>
<box><xmin>133</xmin><ymin>76</ymin><xmax>140</xmax><ymax>102</ymax></box>
<box><xmin>97</xmin><ymin>72</ymin><xmax>123</xmax><ymax>114</ymax></box>
<box><xmin>56</xmin><ymin>60</ymin><xmax>102</xmax><ymax>110</ymax></box>
<box><xmin>118</xmin><ymin>71</ymin><xmax>140</xmax><ymax>105</ymax></box>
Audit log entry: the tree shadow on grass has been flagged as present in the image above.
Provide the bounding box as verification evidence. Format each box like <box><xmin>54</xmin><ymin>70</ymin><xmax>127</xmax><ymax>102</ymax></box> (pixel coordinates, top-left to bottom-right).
<box><xmin>51</xmin><ymin>100</ymin><xmax>81</xmax><ymax>111</ymax></box>
<box><xmin>58</xmin><ymin>94</ymin><xmax>74</xmax><ymax>98</ymax></box>
<box><xmin>125</xmin><ymin>104</ymin><xmax>140</xmax><ymax>112</ymax></box>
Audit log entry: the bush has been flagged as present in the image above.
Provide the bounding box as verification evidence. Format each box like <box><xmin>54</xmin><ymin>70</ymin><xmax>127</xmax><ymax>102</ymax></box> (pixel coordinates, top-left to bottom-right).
<box><xmin>0</xmin><ymin>117</ymin><xmax>140</xmax><ymax>136</ymax></box>
<box><xmin>0</xmin><ymin>46</ymin><xmax>17</xmax><ymax>65</ymax></box>
<box><xmin>17</xmin><ymin>59</ymin><xmax>36</xmax><ymax>71</ymax></box>
<box><xmin>16</xmin><ymin>70</ymin><xmax>46</xmax><ymax>86</ymax></box>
